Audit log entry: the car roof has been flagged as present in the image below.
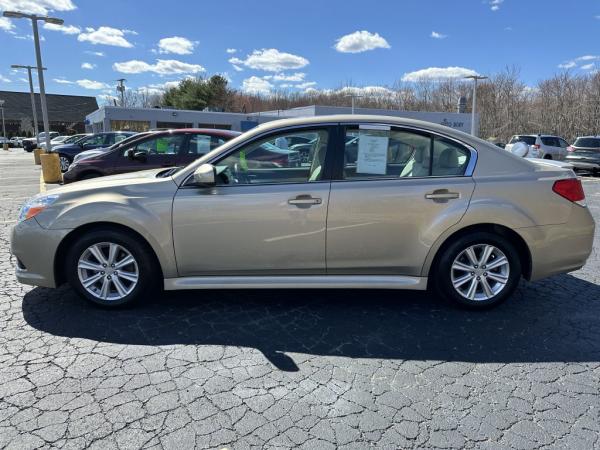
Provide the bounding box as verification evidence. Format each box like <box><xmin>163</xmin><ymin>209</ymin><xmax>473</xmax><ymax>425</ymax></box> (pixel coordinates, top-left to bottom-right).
<box><xmin>160</xmin><ymin>128</ymin><xmax>241</xmax><ymax>137</ymax></box>
<box><xmin>575</xmin><ymin>135</ymin><xmax>600</xmax><ymax>139</ymax></box>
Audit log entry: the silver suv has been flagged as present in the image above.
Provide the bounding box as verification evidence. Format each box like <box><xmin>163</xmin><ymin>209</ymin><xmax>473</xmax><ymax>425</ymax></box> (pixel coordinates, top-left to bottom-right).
<box><xmin>506</xmin><ymin>134</ymin><xmax>569</xmax><ymax>160</ymax></box>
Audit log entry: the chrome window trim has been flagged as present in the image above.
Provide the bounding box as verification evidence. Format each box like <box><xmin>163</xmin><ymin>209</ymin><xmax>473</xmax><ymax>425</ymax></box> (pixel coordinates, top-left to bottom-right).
<box><xmin>179</xmin><ymin>121</ymin><xmax>478</xmax><ymax>186</ymax></box>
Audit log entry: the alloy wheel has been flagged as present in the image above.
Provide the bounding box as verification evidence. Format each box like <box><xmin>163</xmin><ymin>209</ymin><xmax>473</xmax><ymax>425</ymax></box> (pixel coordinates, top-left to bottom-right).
<box><xmin>450</xmin><ymin>244</ymin><xmax>510</xmax><ymax>301</ymax></box>
<box><xmin>59</xmin><ymin>156</ymin><xmax>70</xmax><ymax>172</ymax></box>
<box><xmin>77</xmin><ymin>242</ymin><xmax>139</xmax><ymax>301</ymax></box>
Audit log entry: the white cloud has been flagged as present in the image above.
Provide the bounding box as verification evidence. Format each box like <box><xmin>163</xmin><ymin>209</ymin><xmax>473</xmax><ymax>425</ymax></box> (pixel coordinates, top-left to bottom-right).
<box><xmin>334</xmin><ymin>30</ymin><xmax>390</xmax><ymax>53</ymax></box>
<box><xmin>0</xmin><ymin>17</ymin><xmax>15</xmax><ymax>32</ymax></box>
<box><xmin>0</xmin><ymin>0</ymin><xmax>76</xmax><ymax>15</ymax></box>
<box><xmin>338</xmin><ymin>86</ymin><xmax>394</xmax><ymax>96</ymax></box>
<box><xmin>76</xmin><ymin>79</ymin><xmax>110</xmax><ymax>90</ymax></box>
<box><xmin>43</xmin><ymin>22</ymin><xmax>80</xmax><ymax>35</ymax></box>
<box><xmin>78</xmin><ymin>27</ymin><xmax>133</xmax><ymax>48</ymax></box>
<box><xmin>576</xmin><ymin>55</ymin><xmax>598</xmax><ymax>61</ymax></box>
<box><xmin>232</xmin><ymin>48</ymin><xmax>309</xmax><ymax>72</ymax></box>
<box><xmin>242</xmin><ymin>76</ymin><xmax>273</xmax><ymax>95</ymax></box>
<box><xmin>581</xmin><ymin>63</ymin><xmax>595</xmax><ymax>71</ymax></box>
<box><xmin>270</xmin><ymin>72</ymin><xmax>306</xmax><ymax>82</ymax></box>
<box><xmin>489</xmin><ymin>0</ymin><xmax>504</xmax><ymax>11</ymax></box>
<box><xmin>401</xmin><ymin>66</ymin><xmax>479</xmax><ymax>82</ymax></box>
<box><xmin>0</xmin><ymin>74</ymin><xmax>11</xmax><ymax>83</ymax></box>
<box><xmin>558</xmin><ymin>61</ymin><xmax>576</xmax><ymax>69</ymax></box>
<box><xmin>53</xmin><ymin>78</ymin><xmax>74</xmax><ymax>84</ymax></box>
<box><xmin>431</xmin><ymin>31</ymin><xmax>447</xmax><ymax>39</ymax></box>
<box><xmin>81</xmin><ymin>62</ymin><xmax>96</xmax><ymax>70</ymax></box>
<box><xmin>226</xmin><ymin>48</ymin><xmax>237</xmax><ymax>54</ymax></box>
<box><xmin>113</xmin><ymin>59</ymin><xmax>205</xmax><ymax>75</ymax></box>
<box><xmin>295</xmin><ymin>81</ymin><xmax>317</xmax><ymax>90</ymax></box>
<box><xmin>85</xmin><ymin>50</ymin><xmax>105</xmax><ymax>57</ymax></box>
<box><xmin>157</xmin><ymin>36</ymin><xmax>196</xmax><ymax>55</ymax></box>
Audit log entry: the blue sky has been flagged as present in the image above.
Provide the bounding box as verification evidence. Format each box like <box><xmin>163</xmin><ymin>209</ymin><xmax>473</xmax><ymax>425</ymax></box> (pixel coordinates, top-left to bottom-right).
<box><xmin>0</xmin><ymin>0</ymin><xmax>598</xmax><ymax>101</ymax></box>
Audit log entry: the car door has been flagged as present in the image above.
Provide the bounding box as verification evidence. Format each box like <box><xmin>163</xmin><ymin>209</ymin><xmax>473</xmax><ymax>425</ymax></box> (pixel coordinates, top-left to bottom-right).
<box><xmin>172</xmin><ymin>126</ymin><xmax>335</xmax><ymax>276</ymax></box>
<box><xmin>326</xmin><ymin>124</ymin><xmax>476</xmax><ymax>277</ymax></box>
<box><xmin>113</xmin><ymin>133</ymin><xmax>186</xmax><ymax>174</ymax></box>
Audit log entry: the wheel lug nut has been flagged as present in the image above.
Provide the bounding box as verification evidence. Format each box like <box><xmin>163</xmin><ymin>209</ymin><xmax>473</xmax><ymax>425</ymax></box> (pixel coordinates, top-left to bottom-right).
<box><xmin>471</xmin><ymin>272</ymin><xmax>475</xmax><ymax>275</ymax></box>
<box><xmin>101</xmin><ymin>271</ymin><xmax>105</xmax><ymax>275</ymax></box>
<box><xmin>484</xmin><ymin>272</ymin><xmax>488</xmax><ymax>276</ymax></box>
<box><xmin>102</xmin><ymin>264</ymin><xmax>107</xmax><ymax>268</ymax></box>
<box><xmin>476</xmin><ymin>276</ymin><xmax>481</xmax><ymax>280</ymax></box>
<box><xmin>474</xmin><ymin>265</ymin><xmax>478</xmax><ymax>269</ymax></box>
<box><xmin>107</xmin><ymin>276</ymin><xmax>112</xmax><ymax>280</ymax></box>
<box><xmin>482</xmin><ymin>265</ymin><xmax>486</xmax><ymax>269</ymax></box>
<box><xmin>111</xmin><ymin>264</ymin><xmax>115</xmax><ymax>268</ymax></box>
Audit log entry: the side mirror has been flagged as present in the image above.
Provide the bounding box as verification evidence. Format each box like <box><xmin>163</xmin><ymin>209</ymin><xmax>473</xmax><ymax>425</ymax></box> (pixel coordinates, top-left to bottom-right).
<box><xmin>133</xmin><ymin>151</ymin><xmax>148</xmax><ymax>163</ymax></box>
<box><xmin>126</xmin><ymin>148</ymin><xmax>135</xmax><ymax>160</ymax></box>
<box><xmin>192</xmin><ymin>163</ymin><xmax>216</xmax><ymax>186</ymax></box>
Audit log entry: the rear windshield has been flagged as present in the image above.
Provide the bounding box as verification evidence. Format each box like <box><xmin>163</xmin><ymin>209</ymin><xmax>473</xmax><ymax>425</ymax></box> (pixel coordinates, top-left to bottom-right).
<box><xmin>510</xmin><ymin>135</ymin><xmax>536</xmax><ymax>145</ymax></box>
<box><xmin>573</xmin><ymin>137</ymin><xmax>600</xmax><ymax>148</ymax></box>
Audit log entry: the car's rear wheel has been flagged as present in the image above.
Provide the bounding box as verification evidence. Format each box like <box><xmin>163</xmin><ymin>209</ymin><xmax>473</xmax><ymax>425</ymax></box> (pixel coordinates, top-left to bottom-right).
<box><xmin>434</xmin><ymin>232</ymin><xmax>521</xmax><ymax>309</ymax></box>
<box><xmin>66</xmin><ymin>229</ymin><xmax>158</xmax><ymax>307</ymax></box>
<box><xmin>59</xmin><ymin>155</ymin><xmax>71</xmax><ymax>172</ymax></box>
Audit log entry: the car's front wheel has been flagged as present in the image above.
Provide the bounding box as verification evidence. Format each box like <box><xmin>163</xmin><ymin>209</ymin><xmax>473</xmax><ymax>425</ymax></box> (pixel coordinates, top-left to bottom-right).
<box><xmin>66</xmin><ymin>229</ymin><xmax>158</xmax><ymax>307</ymax></box>
<box><xmin>59</xmin><ymin>155</ymin><xmax>71</xmax><ymax>172</ymax></box>
<box><xmin>434</xmin><ymin>232</ymin><xmax>522</xmax><ymax>309</ymax></box>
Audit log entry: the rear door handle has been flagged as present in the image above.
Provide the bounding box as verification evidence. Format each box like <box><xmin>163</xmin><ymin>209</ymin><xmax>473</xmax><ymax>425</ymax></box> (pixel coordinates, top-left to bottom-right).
<box><xmin>425</xmin><ymin>191</ymin><xmax>460</xmax><ymax>201</ymax></box>
<box><xmin>288</xmin><ymin>196</ymin><xmax>322</xmax><ymax>206</ymax></box>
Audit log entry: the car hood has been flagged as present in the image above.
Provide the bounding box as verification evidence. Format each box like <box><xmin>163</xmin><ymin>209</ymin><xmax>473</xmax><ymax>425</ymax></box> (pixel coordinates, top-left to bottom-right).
<box><xmin>46</xmin><ymin>168</ymin><xmax>174</xmax><ymax>196</ymax></box>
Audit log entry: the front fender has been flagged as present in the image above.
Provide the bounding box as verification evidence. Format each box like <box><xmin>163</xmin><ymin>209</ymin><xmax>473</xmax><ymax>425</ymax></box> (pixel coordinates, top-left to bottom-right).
<box><xmin>35</xmin><ymin>180</ymin><xmax>179</xmax><ymax>278</ymax></box>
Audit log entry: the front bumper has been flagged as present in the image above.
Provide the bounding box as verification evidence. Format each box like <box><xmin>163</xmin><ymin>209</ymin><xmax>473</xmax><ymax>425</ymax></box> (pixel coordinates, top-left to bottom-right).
<box><xmin>10</xmin><ymin>218</ymin><xmax>70</xmax><ymax>288</ymax></box>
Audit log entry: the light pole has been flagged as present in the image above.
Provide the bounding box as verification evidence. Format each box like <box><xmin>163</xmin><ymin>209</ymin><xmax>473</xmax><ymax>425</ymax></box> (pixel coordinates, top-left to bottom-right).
<box><xmin>464</xmin><ymin>75</ymin><xmax>488</xmax><ymax>136</ymax></box>
<box><xmin>344</xmin><ymin>94</ymin><xmax>365</xmax><ymax>114</ymax></box>
<box><xmin>11</xmin><ymin>64</ymin><xmax>46</xmax><ymax>145</ymax></box>
<box><xmin>116</xmin><ymin>78</ymin><xmax>126</xmax><ymax>107</ymax></box>
<box><xmin>0</xmin><ymin>100</ymin><xmax>6</xmax><ymax>148</ymax></box>
<box><xmin>3</xmin><ymin>11</ymin><xmax>64</xmax><ymax>152</ymax></box>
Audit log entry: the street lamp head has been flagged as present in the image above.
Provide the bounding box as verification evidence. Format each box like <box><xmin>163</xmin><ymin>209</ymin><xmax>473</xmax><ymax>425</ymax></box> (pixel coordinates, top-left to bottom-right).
<box><xmin>2</xmin><ymin>11</ymin><xmax>27</xmax><ymax>19</ymax></box>
<box><xmin>43</xmin><ymin>17</ymin><xmax>64</xmax><ymax>25</ymax></box>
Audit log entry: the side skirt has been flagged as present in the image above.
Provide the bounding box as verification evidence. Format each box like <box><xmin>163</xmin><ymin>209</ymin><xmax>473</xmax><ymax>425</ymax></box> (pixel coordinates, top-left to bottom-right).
<box><xmin>164</xmin><ymin>275</ymin><xmax>428</xmax><ymax>291</ymax></box>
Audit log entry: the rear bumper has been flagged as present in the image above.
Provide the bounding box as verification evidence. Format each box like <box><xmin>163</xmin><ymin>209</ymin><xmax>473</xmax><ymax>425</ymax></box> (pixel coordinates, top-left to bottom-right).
<box><xmin>10</xmin><ymin>219</ymin><xmax>70</xmax><ymax>288</ymax></box>
<box><xmin>519</xmin><ymin>205</ymin><xmax>595</xmax><ymax>281</ymax></box>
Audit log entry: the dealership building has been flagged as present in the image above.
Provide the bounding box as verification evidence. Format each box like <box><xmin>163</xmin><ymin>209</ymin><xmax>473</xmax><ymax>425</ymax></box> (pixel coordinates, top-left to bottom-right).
<box><xmin>85</xmin><ymin>105</ymin><xmax>477</xmax><ymax>135</ymax></box>
<box><xmin>0</xmin><ymin>90</ymin><xmax>98</xmax><ymax>137</ymax></box>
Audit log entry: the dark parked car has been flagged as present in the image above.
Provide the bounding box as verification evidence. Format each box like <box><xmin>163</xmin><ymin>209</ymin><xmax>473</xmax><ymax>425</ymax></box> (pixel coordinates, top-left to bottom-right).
<box><xmin>63</xmin><ymin>129</ymin><xmax>240</xmax><ymax>183</ymax></box>
<box><xmin>22</xmin><ymin>132</ymin><xmax>60</xmax><ymax>152</ymax></box>
<box><xmin>565</xmin><ymin>136</ymin><xmax>600</xmax><ymax>175</ymax></box>
<box><xmin>50</xmin><ymin>132</ymin><xmax>137</xmax><ymax>172</ymax></box>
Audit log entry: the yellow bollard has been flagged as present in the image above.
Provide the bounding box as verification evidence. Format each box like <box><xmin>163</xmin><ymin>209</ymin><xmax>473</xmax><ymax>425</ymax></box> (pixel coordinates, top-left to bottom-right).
<box><xmin>2</xmin><ymin>143</ymin><xmax>8</xmax><ymax>151</ymax></box>
<box><xmin>33</xmin><ymin>148</ymin><xmax>45</xmax><ymax>165</ymax></box>
<box><xmin>40</xmin><ymin>153</ymin><xmax>62</xmax><ymax>183</ymax></box>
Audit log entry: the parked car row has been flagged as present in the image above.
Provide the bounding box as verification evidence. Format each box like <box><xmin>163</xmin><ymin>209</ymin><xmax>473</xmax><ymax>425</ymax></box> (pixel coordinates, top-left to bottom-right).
<box><xmin>504</xmin><ymin>133</ymin><xmax>600</xmax><ymax>175</ymax></box>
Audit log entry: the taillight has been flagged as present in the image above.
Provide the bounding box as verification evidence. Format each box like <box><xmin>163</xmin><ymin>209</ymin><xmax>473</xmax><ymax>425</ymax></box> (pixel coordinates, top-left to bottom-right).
<box><xmin>567</xmin><ymin>146</ymin><xmax>575</xmax><ymax>152</ymax></box>
<box><xmin>533</xmin><ymin>144</ymin><xmax>541</xmax><ymax>149</ymax></box>
<box><xmin>553</xmin><ymin>178</ymin><xmax>586</xmax><ymax>206</ymax></box>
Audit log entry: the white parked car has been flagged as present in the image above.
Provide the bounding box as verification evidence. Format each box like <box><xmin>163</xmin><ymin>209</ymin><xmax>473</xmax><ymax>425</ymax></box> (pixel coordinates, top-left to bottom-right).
<box><xmin>39</xmin><ymin>135</ymin><xmax>70</xmax><ymax>150</ymax></box>
<box><xmin>505</xmin><ymin>134</ymin><xmax>569</xmax><ymax>161</ymax></box>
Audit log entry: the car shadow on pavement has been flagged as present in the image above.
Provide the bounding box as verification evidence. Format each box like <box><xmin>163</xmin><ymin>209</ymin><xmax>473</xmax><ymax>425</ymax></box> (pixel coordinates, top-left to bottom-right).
<box><xmin>22</xmin><ymin>274</ymin><xmax>600</xmax><ymax>371</ymax></box>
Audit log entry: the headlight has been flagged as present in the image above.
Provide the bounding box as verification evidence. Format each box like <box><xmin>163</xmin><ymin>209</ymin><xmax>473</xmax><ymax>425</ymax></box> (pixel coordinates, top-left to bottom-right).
<box><xmin>17</xmin><ymin>194</ymin><xmax>60</xmax><ymax>223</ymax></box>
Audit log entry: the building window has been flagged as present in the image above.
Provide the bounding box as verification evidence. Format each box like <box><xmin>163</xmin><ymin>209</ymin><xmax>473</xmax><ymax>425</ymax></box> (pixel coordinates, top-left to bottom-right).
<box><xmin>197</xmin><ymin>123</ymin><xmax>232</xmax><ymax>130</ymax></box>
<box><xmin>110</xmin><ymin>120</ymin><xmax>150</xmax><ymax>132</ymax></box>
<box><xmin>156</xmin><ymin>122</ymin><xmax>193</xmax><ymax>129</ymax></box>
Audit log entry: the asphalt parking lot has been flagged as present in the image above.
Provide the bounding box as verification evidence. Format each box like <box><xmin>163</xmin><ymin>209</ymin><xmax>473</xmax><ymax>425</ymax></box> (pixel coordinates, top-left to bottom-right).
<box><xmin>1</xmin><ymin>149</ymin><xmax>599</xmax><ymax>449</ymax></box>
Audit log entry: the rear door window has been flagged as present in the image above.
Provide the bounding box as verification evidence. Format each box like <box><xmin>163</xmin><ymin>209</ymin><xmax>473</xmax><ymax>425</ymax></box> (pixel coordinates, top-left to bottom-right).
<box><xmin>574</xmin><ymin>138</ymin><xmax>600</xmax><ymax>148</ymax></box>
<box><xmin>511</xmin><ymin>136</ymin><xmax>536</xmax><ymax>146</ymax></box>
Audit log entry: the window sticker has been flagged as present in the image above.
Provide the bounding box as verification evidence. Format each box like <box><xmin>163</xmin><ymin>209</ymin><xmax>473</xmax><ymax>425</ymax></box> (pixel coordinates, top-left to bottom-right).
<box><xmin>356</xmin><ymin>125</ymin><xmax>390</xmax><ymax>175</ymax></box>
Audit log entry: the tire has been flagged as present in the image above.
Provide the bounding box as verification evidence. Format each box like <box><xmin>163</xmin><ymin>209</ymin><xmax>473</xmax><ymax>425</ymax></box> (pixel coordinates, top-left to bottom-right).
<box><xmin>543</xmin><ymin>154</ymin><xmax>552</xmax><ymax>160</ymax></box>
<box><xmin>59</xmin><ymin>155</ymin><xmax>71</xmax><ymax>173</ymax></box>
<box><xmin>65</xmin><ymin>229</ymin><xmax>159</xmax><ymax>308</ymax></box>
<box><xmin>433</xmin><ymin>232</ymin><xmax>522</xmax><ymax>309</ymax></box>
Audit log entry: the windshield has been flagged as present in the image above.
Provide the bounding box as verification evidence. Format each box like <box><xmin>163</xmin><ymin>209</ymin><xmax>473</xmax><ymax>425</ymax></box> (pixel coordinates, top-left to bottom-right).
<box><xmin>573</xmin><ymin>137</ymin><xmax>600</xmax><ymax>148</ymax></box>
<box><xmin>64</xmin><ymin>135</ymin><xmax>86</xmax><ymax>144</ymax></box>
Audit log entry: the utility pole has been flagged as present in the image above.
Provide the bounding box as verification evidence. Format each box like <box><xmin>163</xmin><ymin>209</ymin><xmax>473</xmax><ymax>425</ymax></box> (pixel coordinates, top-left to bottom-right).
<box><xmin>345</xmin><ymin>94</ymin><xmax>365</xmax><ymax>114</ymax></box>
<box><xmin>3</xmin><ymin>11</ymin><xmax>65</xmax><ymax>152</ymax></box>
<box><xmin>116</xmin><ymin>79</ymin><xmax>126</xmax><ymax>107</ymax></box>
<box><xmin>464</xmin><ymin>75</ymin><xmax>488</xmax><ymax>137</ymax></box>
<box><xmin>11</xmin><ymin>64</ymin><xmax>46</xmax><ymax>145</ymax></box>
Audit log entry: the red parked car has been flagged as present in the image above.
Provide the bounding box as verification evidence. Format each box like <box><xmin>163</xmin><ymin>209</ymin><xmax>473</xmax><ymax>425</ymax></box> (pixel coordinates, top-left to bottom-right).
<box><xmin>62</xmin><ymin>129</ymin><xmax>241</xmax><ymax>183</ymax></box>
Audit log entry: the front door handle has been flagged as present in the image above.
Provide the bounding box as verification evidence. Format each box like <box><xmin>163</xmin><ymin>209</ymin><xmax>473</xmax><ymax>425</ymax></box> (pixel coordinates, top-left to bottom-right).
<box><xmin>288</xmin><ymin>195</ymin><xmax>322</xmax><ymax>207</ymax></box>
<box><xmin>425</xmin><ymin>190</ymin><xmax>460</xmax><ymax>201</ymax></box>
